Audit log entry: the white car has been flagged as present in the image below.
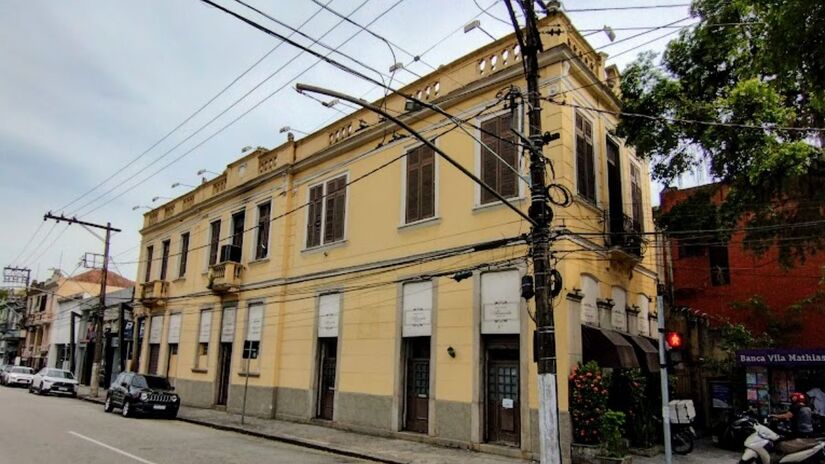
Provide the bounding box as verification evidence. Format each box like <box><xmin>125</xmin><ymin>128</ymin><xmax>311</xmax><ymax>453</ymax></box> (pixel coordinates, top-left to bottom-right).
<box><xmin>4</xmin><ymin>366</ymin><xmax>34</xmax><ymax>387</ymax></box>
<box><xmin>30</xmin><ymin>368</ymin><xmax>78</xmax><ymax>397</ymax></box>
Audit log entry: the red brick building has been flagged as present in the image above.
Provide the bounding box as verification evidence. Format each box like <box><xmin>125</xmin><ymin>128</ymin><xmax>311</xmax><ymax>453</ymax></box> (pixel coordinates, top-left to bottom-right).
<box><xmin>660</xmin><ymin>183</ymin><xmax>825</xmax><ymax>347</ymax></box>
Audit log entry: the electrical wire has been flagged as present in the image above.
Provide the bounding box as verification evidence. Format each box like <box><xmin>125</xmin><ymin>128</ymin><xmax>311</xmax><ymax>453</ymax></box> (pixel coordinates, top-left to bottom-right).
<box><xmin>55</xmin><ymin>1</ymin><xmax>336</xmax><ymax>215</ymax></box>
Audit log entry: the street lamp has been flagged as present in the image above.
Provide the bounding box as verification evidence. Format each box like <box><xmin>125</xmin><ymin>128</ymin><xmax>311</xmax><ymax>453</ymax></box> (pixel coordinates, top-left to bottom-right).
<box><xmin>196</xmin><ymin>169</ymin><xmax>220</xmax><ymax>177</ymax></box>
<box><xmin>131</xmin><ymin>205</ymin><xmax>151</xmax><ymax>211</ymax></box>
<box><xmin>463</xmin><ymin>19</ymin><xmax>496</xmax><ymax>41</ymax></box>
<box><xmin>171</xmin><ymin>182</ymin><xmax>194</xmax><ymax>189</ymax></box>
<box><xmin>388</xmin><ymin>62</ymin><xmax>422</xmax><ymax>78</ymax></box>
<box><xmin>151</xmin><ymin>196</ymin><xmax>170</xmax><ymax>203</ymax></box>
<box><xmin>279</xmin><ymin>126</ymin><xmax>307</xmax><ymax>135</ymax></box>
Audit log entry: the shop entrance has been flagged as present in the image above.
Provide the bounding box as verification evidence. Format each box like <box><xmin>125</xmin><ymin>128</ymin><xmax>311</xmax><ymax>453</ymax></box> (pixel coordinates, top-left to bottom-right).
<box><xmin>484</xmin><ymin>335</ymin><xmax>520</xmax><ymax>446</ymax></box>
<box><xmin>317</xmin><ymin>338</ymin><xmax>337</xmax><ymax>420</ymax></box>
<box><xmin>216</xmin><ymin>342</ymin><xmax>232</xmax><ymax>406</ymax></box>
<box><xmin>404</xmin><ymin>337</ymin><xmax>430</xmax><ymax>433</ymax></box>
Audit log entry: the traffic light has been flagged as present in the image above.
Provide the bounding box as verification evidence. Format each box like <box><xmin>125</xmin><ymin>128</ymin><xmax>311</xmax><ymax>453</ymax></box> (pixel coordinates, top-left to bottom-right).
<box><xmin>665</xmin><ymin>331</ymin><xmax>686</xmax><ymax>368</ymax></box>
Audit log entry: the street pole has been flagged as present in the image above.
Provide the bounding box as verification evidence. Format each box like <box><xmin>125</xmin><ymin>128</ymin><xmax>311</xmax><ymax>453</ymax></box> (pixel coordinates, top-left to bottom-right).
<box><xmin>658</xmin><ymin>284</ymin><xmax>673</xmax><ymax>463</ymax></box>
<box><xmin>90</xmin><ymin>224</ymin><xmax>112</xmax><ymax>395</ymax></box>
<box><xmin>118</xmin><ymin>302</ymin><xmax>125</xmax><ymax>374</ymax></box>
<box><xmin>43</xmin><ymin>213</ymin><xmax>119</xmax><ymax>396</ymax></box>
<box><xmin>502</xmin><ymin>1</ymin><xmax>561</xmax><ymax>463</ymax></box>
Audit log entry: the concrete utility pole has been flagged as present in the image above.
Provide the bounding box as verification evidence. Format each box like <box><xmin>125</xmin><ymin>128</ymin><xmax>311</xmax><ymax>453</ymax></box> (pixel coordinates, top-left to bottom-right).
<box><xmin>502</xmin><ymin>1</ymin><xmax>562</xmax><ymax>463</ymax></box>
<box><xmin>44</xmin><ymin>213</ymin><xmax>119</xmax><ymax>396</ymax></box>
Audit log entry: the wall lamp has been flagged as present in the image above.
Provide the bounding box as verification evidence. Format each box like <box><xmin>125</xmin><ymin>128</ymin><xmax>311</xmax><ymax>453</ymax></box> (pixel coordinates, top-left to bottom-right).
<box><xmin>463</xmin><ymin>19</ymin><xmax>495</xmax><ymax>41</ymax></box>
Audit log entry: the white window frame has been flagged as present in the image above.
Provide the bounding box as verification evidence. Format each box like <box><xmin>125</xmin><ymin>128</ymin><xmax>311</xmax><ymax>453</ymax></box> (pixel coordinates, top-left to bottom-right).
<box><xmin>473</xmin><ymin>107</ymin><xmax>526</xmax><ymax>208</ymax></box>
<box><xmin>399</xmin><ymin>140</ymin><xmax>440</xmax><ymax>226</ymax></box>
<box><xmin>303</xmin><ymin>172</ymin><xmax>350</xmax><ymax>250</ymax></box>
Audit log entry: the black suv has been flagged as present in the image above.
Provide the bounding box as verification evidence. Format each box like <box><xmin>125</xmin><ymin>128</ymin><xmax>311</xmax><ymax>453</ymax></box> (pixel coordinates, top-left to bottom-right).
<box><xmin>104</xmin><ymin>372</ymin><xmax>180</xmax><ymax>418</ymax></box>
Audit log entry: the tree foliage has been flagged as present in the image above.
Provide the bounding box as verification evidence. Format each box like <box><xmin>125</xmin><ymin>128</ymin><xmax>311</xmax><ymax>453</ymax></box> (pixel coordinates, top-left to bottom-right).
<box><xmin>617</xmin><ymin>0</ymin><xmax>825</xmax><ymax>266</ymax></box>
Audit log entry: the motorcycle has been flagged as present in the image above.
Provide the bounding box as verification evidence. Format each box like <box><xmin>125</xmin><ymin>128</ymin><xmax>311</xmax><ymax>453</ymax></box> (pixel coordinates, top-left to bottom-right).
<box><xmin>740</xmin><ymin>422</ymin><xmax>825</xmax><ymax>463</ymax></box>
<box><xmin>672</xmin><ymin>421</ymin><xmax>697</xmax><ymax>455</ymax></box>
<box><xmin>715</xmin><ymin>410</ymin><xmax>760</xmax><ymax>450</ymax></box>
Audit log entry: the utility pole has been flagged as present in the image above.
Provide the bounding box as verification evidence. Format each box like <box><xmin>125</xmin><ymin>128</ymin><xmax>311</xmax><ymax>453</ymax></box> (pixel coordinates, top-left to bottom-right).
<box><xmin>3</xmin><ymin>267</ymin><xmax>31</xmax><ymax>287</ymax></box>
<box><xmin>44</xmin><ymin>213</ymin><xmax>120</xmax><ymax>396</ymax></box>
<box><xmin>502</xmin><ymin>1</ymin><xmax>561</xmax><ymax>463</ymax></box>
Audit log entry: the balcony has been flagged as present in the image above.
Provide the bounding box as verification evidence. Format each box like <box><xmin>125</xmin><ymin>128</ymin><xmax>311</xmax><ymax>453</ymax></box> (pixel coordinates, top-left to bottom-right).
<box><xmin>209</xmin><ymin>244</ymin><xmax>243</xmax><ymax>293</ymax></box>
<box><xmin>139</xmin><ymin>280</ymin><xmax>169</xmax><ymax>307</ymax></box>
<box><xmin>606</xmin><ymin>213</ymin><xmax>644</xmax><ymax>265</ymax></box>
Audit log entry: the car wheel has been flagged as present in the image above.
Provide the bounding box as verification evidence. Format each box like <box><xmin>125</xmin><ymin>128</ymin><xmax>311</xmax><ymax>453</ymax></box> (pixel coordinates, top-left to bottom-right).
<box><xmin>167</xmin><ymin>410</ymin><xmax>178</xmax><ymax>420</ymax></box>
<box><xmin>37</xmin><ymin>385</ymin><xmax>46</xmax><ymax>396</ymax></box>
<box><xmin>104</xmin><ymin>396</ymin><xmax>113</xmax><ymax>412</ymax></box>
<box><xmin>121</xmin><ymin>400</ymin><xmax>131</xmax><ymax>417</ymax></box>
<box><xmin>28</xmin><ymin>385</ymin><xmax>33</xmax><ymax>394</ymax></box>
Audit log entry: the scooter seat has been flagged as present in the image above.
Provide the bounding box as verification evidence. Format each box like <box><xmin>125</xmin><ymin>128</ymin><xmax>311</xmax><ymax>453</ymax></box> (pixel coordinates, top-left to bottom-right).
<box><xmin>777</xmin><ymin>438</ymin><xmax>821</xmax><ymax>454</ymax></box>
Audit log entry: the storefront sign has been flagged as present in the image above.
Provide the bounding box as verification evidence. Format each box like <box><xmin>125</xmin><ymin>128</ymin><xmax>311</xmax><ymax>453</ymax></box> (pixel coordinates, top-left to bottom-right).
<box><xmin>318</xmin><ymin>293</ymin><xmax>341</xmax><ymax>338</ymax></box>
<box><xmin>481</xmin><ymin>270</ymin><xmax>521</xmax><ymax>334</ymax></box>
<box><xmin>246</xmin><ymin>303</ymin><xmax>264</xmax><ymax>342</ymax></box>
<box><xmin>199</xmin><ymin>310</ymin><xmax>212</xmax><ymax>344</ymax></box>
<box><xmin>402</xmin><ymin>280</ymin><xmax>432</xmax><ymax>337</ymax></box>
<box><xmin>737</xmin><ymin>348</ymin><xmax>825</xmax><ymax>366</ymax></box>
<box><xmin>221</xmin><ymin>307</ymin><xmax>236</xmax><ymax>343</ymax></box>
<box><xmin>167</xmin><ymin>313</ymin><xmax>182</xmax><ymax>344</ymax></box>
<box><xmin>149</xmin><ymin>315</ymin><xmax>163</xmax><ymax>344</ymax></box>
<box><xmin>710</xmin><ymin>381</ymin><xmax>733</xmax><ymax>409</ymax></box>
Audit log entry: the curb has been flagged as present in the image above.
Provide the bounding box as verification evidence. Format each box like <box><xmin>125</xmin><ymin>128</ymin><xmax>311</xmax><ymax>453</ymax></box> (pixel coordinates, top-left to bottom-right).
<box><xmin>75</xmin><ymin>394</ymin><xmax>404</xmax><ymax>464</ymax></box>
<box><xmin>176</xmin><ymin>416</ymin><xmax>407</xmax><ymax>464</ymax></box>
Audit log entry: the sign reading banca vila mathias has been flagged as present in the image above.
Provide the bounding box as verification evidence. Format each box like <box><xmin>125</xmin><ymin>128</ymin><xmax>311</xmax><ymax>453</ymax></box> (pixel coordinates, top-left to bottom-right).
<box><xmin>737</xmin><ymin>349</ymin><xmax>825</xmax><ymax>366</ymax></box>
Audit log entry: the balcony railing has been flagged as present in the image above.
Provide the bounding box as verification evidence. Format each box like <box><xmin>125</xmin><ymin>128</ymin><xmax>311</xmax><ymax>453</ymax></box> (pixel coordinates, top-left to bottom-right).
<box><xmin>139</xmin><ymin>280</ymin><xmax>169</xmax><ymax>307</ymax></box>
<box><xmin>606</xmin><ymin>212</ymin><xmax>643</xmax><ymax>259</ymax></box>
<box><xmin>208</xmin><ymin>261</ymin><xmax>243</xmax><ymax>293</ymax></box>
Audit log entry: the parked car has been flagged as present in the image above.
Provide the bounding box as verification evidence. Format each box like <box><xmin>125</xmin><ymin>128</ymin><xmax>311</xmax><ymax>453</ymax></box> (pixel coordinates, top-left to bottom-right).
<box><xmin>29</xmin><ymin>368</ymin><xmax>79</xmax><ymax>397</ymax></box>
<box><xmin>104</xmin><ymin>372</ymin><xmax>179</xmax><ymax>418</ymax></box>
<box><xmin>4</xmin><ymin>366</ymin><xmax>34</xmax><ymax>387</ymax></box>
<box><xmin>0</xmin><ymin>364</ymin><xmax>14</xmax><ymax>385</ymax></box>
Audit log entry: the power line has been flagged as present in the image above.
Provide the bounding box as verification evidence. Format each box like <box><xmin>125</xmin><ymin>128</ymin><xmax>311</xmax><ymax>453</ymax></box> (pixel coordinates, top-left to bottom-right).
<box><xmin>55</xmin><ymin>1</ymin><xmax>336</xmax><ymax>214</ymax></box>
<box><xmin>547</xmin><ymin>98</ymin><xmax>825</xmax><ymax>133</ymax></box>
<box><xmin>10</xmin><ymin>220</ymin><xmax>45</xmax><ymax>266</ymax></box>
<box><xmin>72</xmin><ymin>0</ymin><xmax>402</xmax><ymax>218</ymax></box>
<box><xmin>114</xmin><ymin>98</ymin><xmax>509</xmax><ymax>268</ymax></box>
<box><xmin>564</xmin><ymin>4</ymin><xmax>692</xmax><ymax>13</ymax></box>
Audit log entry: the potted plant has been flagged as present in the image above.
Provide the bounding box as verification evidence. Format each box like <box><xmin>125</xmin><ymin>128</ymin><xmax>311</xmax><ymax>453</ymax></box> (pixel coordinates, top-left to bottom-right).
<box><xmin>598</xmin><ymin>410</ymin><xmax>632</xmax><ymax>464</ymax></box>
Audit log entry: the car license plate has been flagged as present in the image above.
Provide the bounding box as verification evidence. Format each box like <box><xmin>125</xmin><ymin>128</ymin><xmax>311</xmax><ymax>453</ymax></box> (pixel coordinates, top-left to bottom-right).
<box><xmin>153</xmin><ymin>405</ymin><xmax>166</xmax><ymax>410</ymax></box>
<box><xmin>58</xmin><ymin>387</ymin><xmax>68</xmax><ymax>391</ymax></box>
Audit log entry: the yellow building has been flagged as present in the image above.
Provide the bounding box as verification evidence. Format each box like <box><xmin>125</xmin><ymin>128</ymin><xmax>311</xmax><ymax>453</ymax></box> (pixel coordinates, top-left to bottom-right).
<box><xmin>134</xmin><ymin>10</ymin><xmax>658</xmax><ymax>461</ymax></box>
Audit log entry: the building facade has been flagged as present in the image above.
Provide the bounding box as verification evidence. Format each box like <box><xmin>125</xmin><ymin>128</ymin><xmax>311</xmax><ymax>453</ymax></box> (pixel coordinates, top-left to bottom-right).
<box><xmin>134</xmin><ymin>11</ymin><xmax>658</xmax><ymax>460</ymax></box>
<box><xmin>22</xmin><ymin>269</ymin><xmax>132</xmax><ymax>371</ymax></box>
<box><xmin>661</xmin><ymin>183</ymin><xmax>825</xmax><ymax>427</ymax></box>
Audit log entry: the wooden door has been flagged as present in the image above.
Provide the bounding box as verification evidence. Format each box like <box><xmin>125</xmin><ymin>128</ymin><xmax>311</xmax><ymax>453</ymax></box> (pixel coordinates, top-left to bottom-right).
<box><xmin>148</xmin><ymin>344</ymin><xmax>160</xmax><ymax>375</ymax></box>
<box><xmin>485</xmin><ymin>338</ymin><xmax>520</xmax><ymax>446</ymax></box>
<box><xmin>404</xmin><ymin>337</ymin><xmax>430</xmax><ymax>433</ymax></box>
<box><xmin>216</xmin><ymin>343</ymin><xmax>232</xmax><ymax>406</ymax></box>
<box><xmin>318</xmin><ymin>338</ymin><xmax>337</xmax><ymax>420</ymax></box>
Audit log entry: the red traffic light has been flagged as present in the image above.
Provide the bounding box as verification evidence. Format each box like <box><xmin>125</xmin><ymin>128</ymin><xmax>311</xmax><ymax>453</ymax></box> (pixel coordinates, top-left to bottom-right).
<box><xmin>666</xmin><ymin>331</ymin><xmax>684</xmax><ymax>349</ymax></box>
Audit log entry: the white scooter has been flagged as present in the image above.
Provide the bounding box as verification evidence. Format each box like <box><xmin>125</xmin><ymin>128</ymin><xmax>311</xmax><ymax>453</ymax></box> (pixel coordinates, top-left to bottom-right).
<box><xmin>740</xmin><ymin>422</ymin><xmax>825</xmax><ymax>463</ymax></box>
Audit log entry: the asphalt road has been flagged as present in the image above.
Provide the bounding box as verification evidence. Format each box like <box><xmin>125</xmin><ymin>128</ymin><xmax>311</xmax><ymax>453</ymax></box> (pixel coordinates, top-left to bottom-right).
<box><xmin>0</xmin><ymin>385</ymin><xmax>371</xmax><ymax>464</ymax></box>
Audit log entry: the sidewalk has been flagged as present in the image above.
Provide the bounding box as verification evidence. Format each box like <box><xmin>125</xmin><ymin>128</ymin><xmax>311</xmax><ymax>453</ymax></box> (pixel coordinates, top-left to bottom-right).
<box><xmin>77</xmin><ymin>386</ymin><xmax>531</xmax><ymax>464</ymax></box>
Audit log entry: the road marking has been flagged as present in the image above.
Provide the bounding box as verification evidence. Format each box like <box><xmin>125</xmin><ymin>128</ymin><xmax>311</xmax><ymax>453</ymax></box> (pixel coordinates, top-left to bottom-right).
<box><xmin>68</xmin><ymin>431</ymin><xmax>159</xmax><ymax>464</ymax></box>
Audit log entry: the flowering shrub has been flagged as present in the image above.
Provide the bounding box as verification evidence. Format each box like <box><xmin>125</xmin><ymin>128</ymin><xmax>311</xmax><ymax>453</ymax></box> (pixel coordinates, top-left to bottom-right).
<box><xmin>569</xmin><ymin>361</ymin><xmax>610</xmax><ymax>445</ymax></box>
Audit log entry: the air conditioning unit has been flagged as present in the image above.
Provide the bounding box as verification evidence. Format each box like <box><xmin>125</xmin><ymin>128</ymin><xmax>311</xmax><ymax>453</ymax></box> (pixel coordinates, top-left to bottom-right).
<box><xmin>219</xmin><ymin>244</ymin><xmax>242</xmax><ymax>263</ymax></box>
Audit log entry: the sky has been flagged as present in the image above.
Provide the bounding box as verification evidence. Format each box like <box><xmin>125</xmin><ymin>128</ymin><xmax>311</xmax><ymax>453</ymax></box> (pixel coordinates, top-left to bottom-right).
<box><xmin>0</xmin><ymin>0</ymin><xmax>693</xmax><ymax>283</ymax></box>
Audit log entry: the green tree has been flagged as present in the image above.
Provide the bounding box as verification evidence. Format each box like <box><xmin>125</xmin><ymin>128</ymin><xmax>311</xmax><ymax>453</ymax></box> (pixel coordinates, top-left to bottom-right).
<box><xmin>617</xmin><ymin>0</ymin><xmax>825</xmax><ymax>266</ymax></box>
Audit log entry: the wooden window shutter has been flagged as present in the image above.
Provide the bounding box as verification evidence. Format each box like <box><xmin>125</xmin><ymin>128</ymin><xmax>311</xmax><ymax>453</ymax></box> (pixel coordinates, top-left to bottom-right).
<box><xmin>406</xmin><ymin>147</ymin><xmax>421</xmax><ymax>222</ymax></box>
<box><xmin>480</xmin><ymin>117</ymin><xmax>500</xmax><ymax>204</ymax></box>
<box><xmin>324</xmin><ymin>176</ymin><xmax>346</xmax><ymax>243</ymax></box>
<box><xmin>307</xmin><ymin>185</ymin><xmax>323</xmax><ymax>247</ymax></box>
<box><xmin>497</xmin><ymin>113</ymin><xmax>518</xmax><ymax>199</ymax></box>
<box><xmin>419</xmin><ymin>147</ymin><xmax>435</xmax><ymax>219</ymax></box>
